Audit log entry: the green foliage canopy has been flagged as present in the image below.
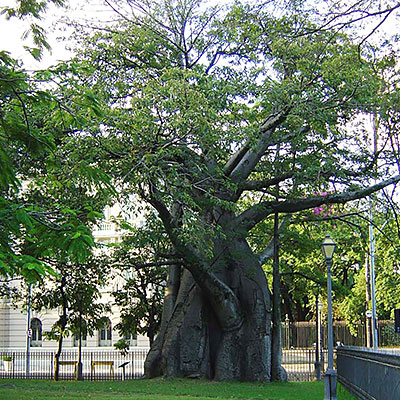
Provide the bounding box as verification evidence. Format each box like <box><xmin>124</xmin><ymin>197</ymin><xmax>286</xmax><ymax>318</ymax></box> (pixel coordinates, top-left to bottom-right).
<box><xmin>52</xmin><ymin>0</ymin><xmax>400</xmax><ymax>261</ymax></box>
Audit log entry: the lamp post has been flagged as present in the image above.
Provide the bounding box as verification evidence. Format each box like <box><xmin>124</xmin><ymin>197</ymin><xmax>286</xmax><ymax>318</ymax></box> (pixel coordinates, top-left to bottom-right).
<box><xmin>321</xmin><ymin>235</ymin><xmax>337</xmax><ymax>400</ymax></box>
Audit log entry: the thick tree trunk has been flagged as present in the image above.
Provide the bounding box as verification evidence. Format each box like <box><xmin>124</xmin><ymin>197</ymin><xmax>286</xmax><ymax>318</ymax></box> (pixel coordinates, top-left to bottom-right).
<box><xmin>144</xmin><ymin>237</ymin><xmax>272</xmax><ymax>381</ymax></box>
<box><xmin>160</xmin><ymin>264</ymin><xmax>181</xmax><ymax>332</ymax></box>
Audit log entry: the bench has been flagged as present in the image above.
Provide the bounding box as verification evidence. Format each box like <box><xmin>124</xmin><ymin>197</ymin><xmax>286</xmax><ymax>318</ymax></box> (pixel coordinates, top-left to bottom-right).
<box><xmin>55</xmin><ymin>360</ymin><xmax>79</xmax><ymax>375</ymax></box>
<box><xmin>91</xmin><ymin>361</ymin><xmax>114</xmax><ymax>377</ymax></box>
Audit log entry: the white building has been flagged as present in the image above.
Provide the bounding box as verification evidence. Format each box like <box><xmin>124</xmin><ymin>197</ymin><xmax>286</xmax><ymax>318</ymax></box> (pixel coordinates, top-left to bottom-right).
<box><xmin>0</xmin><ymin>205</ymin><xmax>149</xmax><ymax>350</ymax></box>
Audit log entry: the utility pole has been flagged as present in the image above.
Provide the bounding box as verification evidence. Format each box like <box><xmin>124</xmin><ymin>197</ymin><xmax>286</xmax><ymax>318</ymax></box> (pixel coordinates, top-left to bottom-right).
<box><xmin>365</xmin><ymin>253</ymin><xmax>373</xmax><ymax>347</ymax></box>
<box><xmin>369</xmin><ymin>205</ymin><xmax>383</xmax><ymax>349</ymax></box>
<box><xmin>368</xmin><ymin>114</ymin><xmax>379</xmax><ymax>349</ymax></box>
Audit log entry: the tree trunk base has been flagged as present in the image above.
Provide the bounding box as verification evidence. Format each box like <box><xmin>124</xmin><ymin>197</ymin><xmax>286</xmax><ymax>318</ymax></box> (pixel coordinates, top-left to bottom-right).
<box><xmin>145</xmin><ymin>241</ymin><xmax>273</xmax><ymax>382</ymax></box>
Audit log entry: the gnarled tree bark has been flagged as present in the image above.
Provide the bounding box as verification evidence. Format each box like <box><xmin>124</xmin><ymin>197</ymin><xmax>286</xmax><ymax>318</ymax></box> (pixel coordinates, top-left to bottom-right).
<box><xmin>145</xmin><ymin>233</ymin><xmax>272</xmax><ymax>381</ymax></box>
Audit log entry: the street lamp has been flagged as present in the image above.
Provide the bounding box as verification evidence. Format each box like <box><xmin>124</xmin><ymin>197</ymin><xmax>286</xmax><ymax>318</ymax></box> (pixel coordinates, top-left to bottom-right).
<box><xmin>321</xmin><ymin>235</ymin><xmax>337</xmax><ymax>400</ymax></box>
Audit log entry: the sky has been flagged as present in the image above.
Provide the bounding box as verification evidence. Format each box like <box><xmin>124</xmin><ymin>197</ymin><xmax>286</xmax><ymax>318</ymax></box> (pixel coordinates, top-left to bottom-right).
<box><xmin>1</xmin><ymin>0</ymin><xmax>399</xmax><ymax>70</ymax></box>
<box><xmin>1</xmin><ymin>1</ymin><xmax>64</xmax><ymax>69</ymax></box>
<box><xmin>0</xmin><ymin>0</ymin><xmax>113</xmax><ymax>70</ymax></box>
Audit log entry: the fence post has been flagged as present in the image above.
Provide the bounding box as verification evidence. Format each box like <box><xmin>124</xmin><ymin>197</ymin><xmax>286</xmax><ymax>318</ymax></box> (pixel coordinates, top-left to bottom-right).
<box><xmin>12</xmin><ymin>351</ymin><xmax>15</xmax><ymax>379</ymax></box>
<box><xmin>51</xmin><ymin>351</ymin><xmax>54</xmax><ymax>380</ymax></box>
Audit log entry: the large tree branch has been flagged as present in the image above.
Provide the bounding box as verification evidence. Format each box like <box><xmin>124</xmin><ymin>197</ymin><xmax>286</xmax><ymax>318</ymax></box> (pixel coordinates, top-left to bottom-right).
<box><xmin>223</xmin><ymin>139</ymin><xmax>252</xmax><ymax>177</ymax></box>
<box><xmin>222</xmin><ymin>109</ymin><xmax>290</xmax><ymax>181</ymax></box>
<box><xmin>229</xmin><ymin>111</ymin><xmax>289</xmax><ymax>183</ymax></box>
<box><xmin>235</xmin><ymin>175</ymin><xmax>400</xmax><ymax>232</ymax></box>
<box><xmin>240</xmin><ymin>173</ymin><xmax>294</xmax><ymax>192</ymax></box>
<box><xmin>147</xmin><ymin>183</ymin><xmax>243</xmax><ymax>331</ymax></box>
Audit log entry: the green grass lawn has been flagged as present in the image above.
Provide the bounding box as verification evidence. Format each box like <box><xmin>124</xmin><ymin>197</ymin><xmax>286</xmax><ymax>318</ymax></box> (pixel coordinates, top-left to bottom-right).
<box><xmin>0</xmin><ymin>378</ymin><xmax>356</xmax><ymax>400</ymax></box>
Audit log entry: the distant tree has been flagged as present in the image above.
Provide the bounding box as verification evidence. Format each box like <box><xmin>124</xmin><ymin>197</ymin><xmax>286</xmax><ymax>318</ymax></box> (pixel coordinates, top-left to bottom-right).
<box><xmin>31</xmin><ymin>256</ymin><xmax>109</xmax><ymax>380</ymax></box>
<box><xmin>0</xmin><ymin>8</ymin><xmax>114</xmax><ymax>372</ymax></box>
<box><xmin>340</xmin><ymin>211</ymin><xmax>400</xmax><ymax>331</ymax></box>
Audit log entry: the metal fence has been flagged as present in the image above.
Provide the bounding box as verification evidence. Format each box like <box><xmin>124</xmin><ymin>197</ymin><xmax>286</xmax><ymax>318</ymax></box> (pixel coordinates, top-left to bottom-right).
<box><xmin>282</xmin><ymin>320</ymin><xmax>399</xmax><ymax>348</ymax></box>
<box><xmin>0</xmin><ymin>347</ymin><xmax>329</xmax><ymax>382</ymax></box>
<box><xmin>282</xmin><ymin>348</ymin><xmax>330</xmax><ymax>381</ymax></box>
<box><xmin>0</xmin><ymin>348</ymin><xmax>149</xmax><ymax>380</ymax></box>
<box><xmin>3</xmin><ymin>346</ymin><xmax>400</xmax><ymax>386</ymax></box>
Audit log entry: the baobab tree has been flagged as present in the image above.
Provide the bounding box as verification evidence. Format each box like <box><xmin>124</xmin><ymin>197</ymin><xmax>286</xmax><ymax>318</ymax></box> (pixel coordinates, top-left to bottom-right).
<box><xmin>52</xmin><ymin>0</ymin><xmax>400</xmax><ymax>381</ymax></box>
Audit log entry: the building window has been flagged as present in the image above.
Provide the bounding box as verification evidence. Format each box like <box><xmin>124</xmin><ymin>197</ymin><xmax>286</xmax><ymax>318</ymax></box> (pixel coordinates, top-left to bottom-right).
<box><xmin>124</xmin><ymin>333</ymin><xmax>137</xmax><ymax>347</ymax></box>
<box><xmin>99</xmin><ymin>318</ymin><xmax>112</xmax><ymax>347</ymax></box>
<box><xmin>73</xmin><ymin>334</ymin><xmax>87</xmax><ymax>347</ymax></box>
<box><xmin>31</xmin><ymin>318</ymin><xmax>42</xmax><ymax>347</ymax></box>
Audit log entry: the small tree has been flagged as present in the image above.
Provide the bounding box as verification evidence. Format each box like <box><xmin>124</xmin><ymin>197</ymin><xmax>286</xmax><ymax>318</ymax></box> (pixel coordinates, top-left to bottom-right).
<box><xmin>32</xmin><ymin>257</ymin><xmax>109</xmax><ymax>380</ymax></box>
<box><xmin>111</xmin><ymin>215</ymin><xmax>171</xmax><ymax>345</ymax></box>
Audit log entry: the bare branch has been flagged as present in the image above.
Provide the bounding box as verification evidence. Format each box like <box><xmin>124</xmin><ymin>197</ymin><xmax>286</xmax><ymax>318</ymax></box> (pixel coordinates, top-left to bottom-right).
<box><xmin>112</xmin><ymin>259</ymin><xmax>183</xmax><ymax>269</ymax></box>
<box><xmin>279</xmin><ymin>271</ymin><xmax>326</xmax><ymax>287</ymax></box>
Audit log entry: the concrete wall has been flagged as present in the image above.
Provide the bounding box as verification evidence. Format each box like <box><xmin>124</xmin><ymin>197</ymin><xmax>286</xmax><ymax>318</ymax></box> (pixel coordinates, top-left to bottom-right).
<box><xmin>337</xmin><ymin>346</ymin><xmax>400</xmax><ymax>400</ymax></box>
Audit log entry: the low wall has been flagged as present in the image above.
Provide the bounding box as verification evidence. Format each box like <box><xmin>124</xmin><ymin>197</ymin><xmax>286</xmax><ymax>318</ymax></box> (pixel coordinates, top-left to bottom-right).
<box><xmin>337</xmin><ymin>346</ymin><xmax>400</xmax><ymax>400</ymax></box>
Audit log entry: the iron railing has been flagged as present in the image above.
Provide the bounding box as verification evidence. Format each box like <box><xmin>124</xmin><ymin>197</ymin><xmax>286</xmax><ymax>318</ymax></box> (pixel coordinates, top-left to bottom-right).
<box><xmin>282</xmin><ymin>348</ymin><xmax>330</xmax><ymax>381</ymax></box>
<box><xmin>0</xmin><ymin>347</ymin><xmax>333</xmax><ymax>382</ymax></box>
<box><xmin>0</xmin><ymin>348</ymin><xmax>149</xmax><ymax>380</ymax></box>
<box><xmin>3</xmin><ymin>346</ymin><xmax>399</xmax><ymax>386</ymax></box>
<box><xmin>281</xmin><ymin>320</ymin><xmax>399</xmax><ymax>349</ymax></box>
